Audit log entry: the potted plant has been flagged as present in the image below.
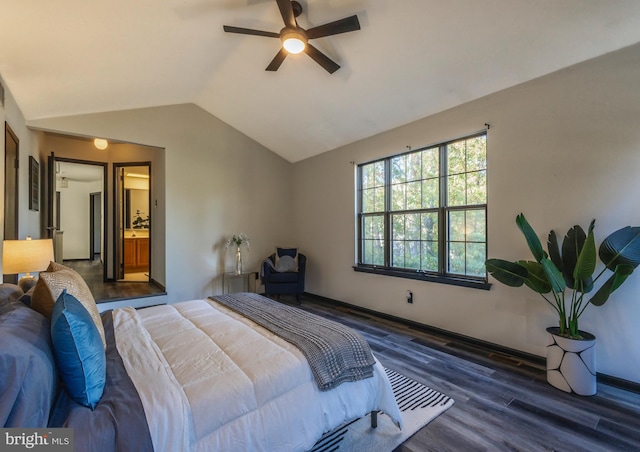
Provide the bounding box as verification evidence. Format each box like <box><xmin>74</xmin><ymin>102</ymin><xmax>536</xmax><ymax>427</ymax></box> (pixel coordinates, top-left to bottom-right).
<box><xmin>486</xmin><ymin>213</ymin><xmax>640</xmax><ymax>395</ymax></box>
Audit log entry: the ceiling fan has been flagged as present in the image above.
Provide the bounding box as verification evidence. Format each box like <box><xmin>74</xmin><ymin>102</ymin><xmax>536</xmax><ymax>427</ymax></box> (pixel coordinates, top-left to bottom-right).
<box><xmin>223</xmin><ymin>0</ymin><xmax>360</xmax><ymax>74</ymax></box>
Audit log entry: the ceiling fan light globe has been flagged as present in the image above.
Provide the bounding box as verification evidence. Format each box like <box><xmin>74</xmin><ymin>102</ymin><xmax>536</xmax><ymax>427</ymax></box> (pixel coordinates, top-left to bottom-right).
<box><xmin>283</xmin><ymin>37</ymin><xmax>305</xmax><ymax>54</ymax></box>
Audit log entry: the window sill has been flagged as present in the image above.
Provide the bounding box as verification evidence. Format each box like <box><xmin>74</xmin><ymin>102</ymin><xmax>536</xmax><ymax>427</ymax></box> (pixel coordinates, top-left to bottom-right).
<box><xmin>352</xmin><ymin>265</ymin><xmax>491</xmax><ymax>290</ymax></box>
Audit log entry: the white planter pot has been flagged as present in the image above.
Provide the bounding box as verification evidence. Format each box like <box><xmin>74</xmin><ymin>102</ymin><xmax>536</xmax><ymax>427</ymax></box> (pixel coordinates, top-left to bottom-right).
<box><xmin>546</xmin><ymin>327</ymin><xmax>596</xmax><ymax>396</ymax></box>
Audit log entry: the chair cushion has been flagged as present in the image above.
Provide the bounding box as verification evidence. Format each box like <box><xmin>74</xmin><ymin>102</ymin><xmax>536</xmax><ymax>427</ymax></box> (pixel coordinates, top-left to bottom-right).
<box><xmin>269</xmin><ymin>271</ymin><xmax>300</xmax><ymax>283</ymax></box>
<box><xmin>31</xmin><ymin>262</ymin><xmax>106</xmax><ymax>349</ymax></box>
<box><xmin>50</xmin><ymin>290</ymin><xmax>106</xmax><ymax>409</ymax></box>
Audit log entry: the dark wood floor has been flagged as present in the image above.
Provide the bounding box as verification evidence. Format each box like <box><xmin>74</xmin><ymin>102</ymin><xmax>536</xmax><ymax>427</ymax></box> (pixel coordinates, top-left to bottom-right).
<box><xmin>287</xmin><ymin>295</ymin><xmax>640</xmax><ymax>452</ymax></box>
<box><xmin>63</xmin><ymin>258</ymin><xmax>165</xmax><ymax>303</ymax></box>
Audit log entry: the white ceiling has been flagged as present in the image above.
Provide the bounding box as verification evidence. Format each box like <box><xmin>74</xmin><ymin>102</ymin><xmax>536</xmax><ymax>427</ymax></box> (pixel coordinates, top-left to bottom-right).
<box><xmin>2</xmin><ymin>1</ymin><xmax>640</xmax><ymax>163</ymax></box>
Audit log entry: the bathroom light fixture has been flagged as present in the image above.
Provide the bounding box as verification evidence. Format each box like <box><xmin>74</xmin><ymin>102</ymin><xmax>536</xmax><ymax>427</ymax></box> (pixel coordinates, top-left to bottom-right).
<box><xmin>126</xmin><ymin>172</ymin><xmax>149</xmax><ymax>179</ymax></box>
<box><xmin>94</xmin><ymin>138</ymin><xmax>108</xmax><ymax>150</ymax></box>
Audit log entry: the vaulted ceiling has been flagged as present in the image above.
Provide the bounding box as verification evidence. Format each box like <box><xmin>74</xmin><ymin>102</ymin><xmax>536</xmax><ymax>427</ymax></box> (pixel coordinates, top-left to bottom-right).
<box><xmin>2</xmin><ymin>1</ymin><xmax>640</xmax><ymax>162</ymax></box>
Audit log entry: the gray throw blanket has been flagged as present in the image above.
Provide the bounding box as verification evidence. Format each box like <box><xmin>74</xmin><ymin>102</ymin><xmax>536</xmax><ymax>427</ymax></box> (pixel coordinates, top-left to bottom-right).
<box><xmin>210</xmin><ymin>293</ymin><xmax>375</xmax><ymax>391</ymax></box>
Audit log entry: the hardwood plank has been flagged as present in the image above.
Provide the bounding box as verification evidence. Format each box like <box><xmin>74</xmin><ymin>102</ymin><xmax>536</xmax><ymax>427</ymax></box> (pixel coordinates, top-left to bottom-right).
<box><xmin>293</xmin><ymin>295</ymin><xmax>640</xmax><ymax>451</ymax></box>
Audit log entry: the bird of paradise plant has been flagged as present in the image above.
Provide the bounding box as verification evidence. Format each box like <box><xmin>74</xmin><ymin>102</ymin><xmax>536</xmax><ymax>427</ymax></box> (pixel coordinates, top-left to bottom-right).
<box><xmin>486</xmin><ymin>213</ymin><xmax>640</xmax><ymax>339</ymax></box>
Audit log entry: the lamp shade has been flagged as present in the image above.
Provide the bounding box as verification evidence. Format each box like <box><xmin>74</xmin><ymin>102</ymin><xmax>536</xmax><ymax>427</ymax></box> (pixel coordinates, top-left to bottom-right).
<box><xmin>2</xmin><ymin>239</ymin><xmax>54</xmax><ymax>275</ymax></box>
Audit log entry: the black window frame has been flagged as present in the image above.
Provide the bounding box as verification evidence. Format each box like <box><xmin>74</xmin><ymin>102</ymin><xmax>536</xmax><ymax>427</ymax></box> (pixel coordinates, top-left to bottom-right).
<box><xmin>354</xmin><ymin>131</ymin><xmax>491</xmax><ymax>290</ymax></box>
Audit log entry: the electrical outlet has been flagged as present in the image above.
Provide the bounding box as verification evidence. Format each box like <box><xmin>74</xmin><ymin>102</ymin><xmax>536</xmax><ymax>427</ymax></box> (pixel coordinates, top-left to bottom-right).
<box><xmin>406</xmin><ymin>290</ymin><xmax>413</xmax><ymax>304</ymax></box>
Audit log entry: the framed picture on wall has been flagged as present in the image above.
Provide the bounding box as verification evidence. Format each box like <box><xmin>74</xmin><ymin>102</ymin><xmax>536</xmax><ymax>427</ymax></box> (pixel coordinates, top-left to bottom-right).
<box><xmin>29</xmin><ymin>156</ymin><xmax>39</xmax><ymax>211</ymax></box>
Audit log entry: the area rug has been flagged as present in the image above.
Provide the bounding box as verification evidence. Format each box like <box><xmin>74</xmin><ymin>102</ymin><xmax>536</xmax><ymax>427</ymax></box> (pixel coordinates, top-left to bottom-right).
<box><xmin>309</xmin><ymin>368</ymin><xmax>454</xmax><ymax>452</ymax></box>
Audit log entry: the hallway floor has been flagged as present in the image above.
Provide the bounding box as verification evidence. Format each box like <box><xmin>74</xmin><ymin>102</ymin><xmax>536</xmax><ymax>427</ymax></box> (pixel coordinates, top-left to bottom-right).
<box><xmin>63</xmin><ymin>258</ymin><xmax>165</xmax><ymax>303</ymax></box>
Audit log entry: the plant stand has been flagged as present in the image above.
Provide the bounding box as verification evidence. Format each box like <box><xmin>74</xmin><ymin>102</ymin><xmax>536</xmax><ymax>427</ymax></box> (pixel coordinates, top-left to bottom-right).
<box><xmin>546</xmin><ymin>327</ymin><xmax>596</xmax><ymax>396</ymax></box>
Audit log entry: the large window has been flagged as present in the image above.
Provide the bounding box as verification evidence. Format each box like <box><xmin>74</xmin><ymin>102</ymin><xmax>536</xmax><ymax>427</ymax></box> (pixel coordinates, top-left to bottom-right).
<box><xmin>356</xmin><ymin>132</ymin><xmax>489</xmax><ymax>288</ymax></box>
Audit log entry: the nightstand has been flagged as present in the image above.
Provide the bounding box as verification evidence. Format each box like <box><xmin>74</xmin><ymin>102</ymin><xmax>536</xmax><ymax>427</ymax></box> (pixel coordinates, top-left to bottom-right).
<box><xmin>223</xmin><ymin>271</ymin><xmax>258</xmax><ymax>294</ymax></box>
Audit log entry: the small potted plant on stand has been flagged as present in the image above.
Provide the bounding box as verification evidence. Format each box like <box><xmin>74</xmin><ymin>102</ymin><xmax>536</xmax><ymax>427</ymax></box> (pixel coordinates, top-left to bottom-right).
<box><xmin>486</xmin><ymin>214</ymin><xmax>640</xmax><ymax>395</ymax></box>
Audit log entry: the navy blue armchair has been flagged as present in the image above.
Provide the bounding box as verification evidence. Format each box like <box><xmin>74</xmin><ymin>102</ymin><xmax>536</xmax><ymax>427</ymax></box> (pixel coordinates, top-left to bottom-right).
<box><xmin>261</xmin><ymin>249</ymin><xmax>306</xmax><ymax>303</ymax></box>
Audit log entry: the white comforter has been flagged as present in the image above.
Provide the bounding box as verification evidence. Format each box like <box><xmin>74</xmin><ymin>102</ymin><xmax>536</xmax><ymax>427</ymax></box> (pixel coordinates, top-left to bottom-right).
<box><xmin>112</xmin><ymin>298</ymin><xmax>402</xmax><ymax>452</ymax></box>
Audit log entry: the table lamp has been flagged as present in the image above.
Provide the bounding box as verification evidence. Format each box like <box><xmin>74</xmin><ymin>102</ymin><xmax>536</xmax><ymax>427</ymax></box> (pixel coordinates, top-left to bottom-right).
<box><xmin>2</xmin><ymin>237</ymin><xmax>55</xmax><ymax>292</ymax></box>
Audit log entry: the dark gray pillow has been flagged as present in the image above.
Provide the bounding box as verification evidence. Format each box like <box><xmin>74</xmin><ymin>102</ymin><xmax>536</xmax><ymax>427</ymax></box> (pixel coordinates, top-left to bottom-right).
<box><xmin>275</xmin><ymin>255</ymin><xmax>298</xmax><ymax>272</ymax></box>
<box><xmin>0</xmin><ymin>301</ymin><xmax>57</xmax><ymax>427</ymax></box>
<box><xmin>0</xmin><ymin>284</ymin><xmax>23</xmax><ymax>305</ymax></box>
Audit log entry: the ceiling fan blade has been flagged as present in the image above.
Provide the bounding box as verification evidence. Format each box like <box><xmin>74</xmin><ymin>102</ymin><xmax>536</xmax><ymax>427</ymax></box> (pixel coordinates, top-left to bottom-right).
<box><xmin>266</xmin><ymin>48</ymin><xmax>288</xmax><ymax>71</ymax></box>
<box><xmin>304</xmin><ymin>43</ymin><xmax>340</xmax><ymax>74</ymax></box>
<box><xmin>306</xmin><ymin>15</ymin><xmax>360</xmax><ymax>40</ymax></box>
<box><xmin>275</xmin><ymin>0</ymin><xmax>297</xmax><ymax>28</ymax></box>
<box><xmin>223</xmin><ymin>25</ymin><xmax>280</xmax><ymax>38</ymax></box>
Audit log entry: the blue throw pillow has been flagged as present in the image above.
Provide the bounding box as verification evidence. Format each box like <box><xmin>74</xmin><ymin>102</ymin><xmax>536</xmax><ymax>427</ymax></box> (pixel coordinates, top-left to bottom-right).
<box><xmin>50</xmin><ymin>289</ymin><xmax>106</xmax><ymax>409</ymax></box>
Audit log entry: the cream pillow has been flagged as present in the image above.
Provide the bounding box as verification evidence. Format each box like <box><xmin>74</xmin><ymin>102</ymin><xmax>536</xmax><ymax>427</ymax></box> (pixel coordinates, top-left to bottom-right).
<box><xmin>31</xmin><ymin>263</ymin><xmax>106</xmax><ymax>349</ymax></box>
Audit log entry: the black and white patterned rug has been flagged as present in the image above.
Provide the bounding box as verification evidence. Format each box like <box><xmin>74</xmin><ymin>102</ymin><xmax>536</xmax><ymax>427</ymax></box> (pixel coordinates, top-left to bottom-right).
<box><xmin>309</xmin><ymin>368</ymin><xmax>454</xmax><ymax>452</ymax></box>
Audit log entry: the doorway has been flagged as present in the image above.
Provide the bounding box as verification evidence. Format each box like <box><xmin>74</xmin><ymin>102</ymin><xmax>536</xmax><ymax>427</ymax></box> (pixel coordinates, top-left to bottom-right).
<box><xmin>3</xmin><ymin>123</ymin><xmax>19</xmax><ymax>283</ymax></box>
<box><xmin>115</xmin><ymin>163</ymin><xmax>151</xmax><ymax>282</ymax></box>
<box><xmin>49</xmin><ymin>158</ymin><xmax>107</xmax><ymax>276</ymax></box>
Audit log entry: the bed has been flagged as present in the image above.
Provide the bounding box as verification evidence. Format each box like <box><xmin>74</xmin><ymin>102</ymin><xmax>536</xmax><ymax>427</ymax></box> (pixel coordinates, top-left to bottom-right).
<box><xmin>1</xmin><ymin>278</ymin><xmax>402</xmax><ymax>452</ymax></box>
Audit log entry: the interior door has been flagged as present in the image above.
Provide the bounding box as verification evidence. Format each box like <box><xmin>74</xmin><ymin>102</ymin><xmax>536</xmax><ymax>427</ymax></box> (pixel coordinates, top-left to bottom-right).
<box><xmin>3</xmin><ymin>123</ymin><xmax>19</xmax><ymax>283</ymax></box>
<box><xmin>47</xmin><ymin>153</ymin><xmax>57</xmax><ymax>239</ymax></box>
<box><xmin>115</xmin><ymin>163</ymin><xmax>151</xmax><ymax>282</ymax></box>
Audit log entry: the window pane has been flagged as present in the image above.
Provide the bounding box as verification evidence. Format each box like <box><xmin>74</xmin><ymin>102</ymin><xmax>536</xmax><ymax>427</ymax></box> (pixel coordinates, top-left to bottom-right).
<box><xmin>466</xmin><ymin>243</ymin><xmax>486</xmax><ymax>277</ymax></box>
<box><xmin>374</xmin><ymin>187</ymin><xmax>385</xmax><ymax>212</ymax></box>
<box><xmin>363</xmin><ymin>215</ymin><xmax>384</xmax><ymax>240</ymax></box>
<box><xmin>362</xmin><ymin>160</ymin><xmax>386</xmax><ymax>213</ymax></box>
<box><xmin>362</xmin><ymin>188</ymin><xmax>374</xmax><ymax>213</ymax></box>
<box><xmin>421</xmin><ymin>212</ymin><xmax>438</xmax><ymax>241</ymax></box>
<box><xmin>448</xmin><ymin>140</ymin><xmax>466</xmax><ymax>175</ymax></box>
<box><xmin>466</xmin><ymin>209</ymin><xmax>486</xmax><ymax>242</ymax></box>
<box><xmin>406</xmin><ymin>153</ymin><xmax>422</xmax><ymax>181</ymax></box>
<box><xmin>405</xmin><ymin>213</ymin><xmax>420</xmax><ymax>240</ymax></box>
<box><xmin>447</xmin><ymin>174</ymin><xmax>466</xmax><ymax>206</ymax></box>
<box><xmin>406</xmin><ymin>181</ymin><xmax>421</xmax><ymax>210</ymax></box>
<box><xmin>363</xmin><ymin>239</ymin><xmax>373</xmax><ymax>263</ymax></box>
<box><xmin>406</xmin><ymin>240</ymin><xmax>420</xmax><ymax>269</ymax></box>
<box><xmin>467</xmin><ymin>170</ymin><xmax>486</xmax><ymax>205</ymax></box>
<box><xmin>448</xmin><ymin>210</ymin><xmax>466</xmax><ymax>242</ymax></box>
<box><xmin>421</xmin><ymin>178</ymin><xmax>439</xmax><ymax>208</ymax></box>
<box><xmin>391</xmin><ymin>183</ymin><xmax>405</xmax><ymax>211</ymax></box>
<box><xmin>422</xmin><ymin>147</ymin><xmax>439</xmax><ymax>178</ymax></box>
<box><xmin>391</xmin><ymin>156</ymin><xmax>406</xmax><ymax>184</ymax></box>
<box><xmin>392</xmin><ymin>214</ymin><xmax>405</xmax><ymax>239</ymax></box>
<box><xmin>448</xmin><ymin>242</ymin><xmax>466</xmax><ymax>275</ymax></box>
<box><xmin>392</xmin><ymin>240</ymin><xmax>404</xmax><ymax>267</ymax></box>
<box><xmin>421</xmin><ymin>241</ymin><xmax>438</xmax><ymax>272</ymax></box>
<box><xmin>372</xmin><ymin>239</ymin><xmax>384</xmax><ymax>265</ymax></box>
<box><xmin>466</xmin><ymin>136</ymin><xmax>487</xmax><ymax>172</ymax></box>
<box><xmin>373</xmin><ymin>161</ymin><xmax>385</xmax><ymax>186</ymax></box>
<box><xmin>362</xmin><ymin>214</ymin><xmax>385</xmax><ymax>266</ymax></box>
<box><xmin>362</xmin><ymin>164</ymin><xmax>374</xmax><ymax>189</ymax></box>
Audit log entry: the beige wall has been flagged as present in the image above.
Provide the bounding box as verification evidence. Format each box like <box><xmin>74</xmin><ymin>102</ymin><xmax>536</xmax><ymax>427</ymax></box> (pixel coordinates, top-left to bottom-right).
<box><xmin>293</xmin><ymin>43</ymin><xmax>640</xmax><ymax>383</ymax></box>
<box><xmin>29</xmin><ymin>104</ymin><xmax>294</xmax><ymax>304</ymax></box>
<box><xmin>0</xmin><ymin>75</ymin><xmax>42</xmax><ymax>245</ymax></box>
